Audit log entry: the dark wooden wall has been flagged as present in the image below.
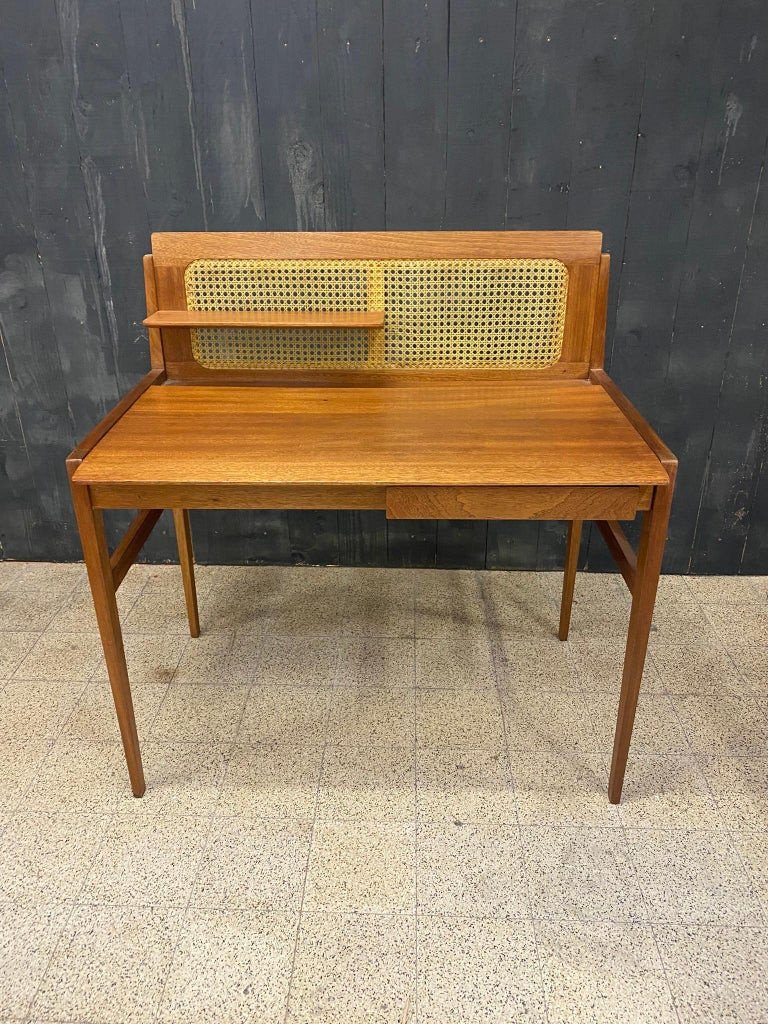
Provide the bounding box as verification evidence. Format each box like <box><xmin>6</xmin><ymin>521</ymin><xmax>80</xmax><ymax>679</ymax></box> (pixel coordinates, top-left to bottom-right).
<box><xmin>1</xmin><ymin>0</ymin><xmax>767</xmax><ymax>573</ymax></box>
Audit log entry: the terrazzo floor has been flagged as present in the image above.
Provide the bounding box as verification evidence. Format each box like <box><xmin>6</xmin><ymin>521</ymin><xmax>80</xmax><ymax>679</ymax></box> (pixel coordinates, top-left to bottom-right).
<box><xmin>0</xmin><ymin>559</ymin><xmax>767</xmax><ymax>1023</ymax></box>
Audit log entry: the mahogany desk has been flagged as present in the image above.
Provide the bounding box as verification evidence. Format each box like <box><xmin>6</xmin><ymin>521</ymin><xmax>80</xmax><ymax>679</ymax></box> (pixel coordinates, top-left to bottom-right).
<box><xmin>67</xmin><ymin>230</ymin><xmax>676</xmax><ymax>803</ymax></box>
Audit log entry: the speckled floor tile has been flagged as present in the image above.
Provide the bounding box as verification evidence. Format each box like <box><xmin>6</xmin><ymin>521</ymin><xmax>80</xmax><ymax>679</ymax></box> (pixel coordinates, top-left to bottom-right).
<box><xmin>586</xmin><ymin>692</ymin><xmax>691</xmax><ymax>755</ymax></box>
<box><xmin>0</xmin><ymin>631</ymin><xmax>40</xmax><ymax>678</ymax></box>
<box><xmin>336</xmin><ymin>638</ymin><xmax>415</xmax><ymax>687</ymax></box>
<box><xmin>672</xmin><ymin>693</ymin><xmax>768</xmax><ymax>754</ymax></box>
<box><xmin>341</xmin><ymin>569</ymin><xmax>415</xmax><ymax>637</ymax></box>
<box><xmin>543</xmin><ymin>572</ymin><xmax>625</xmax><ymax>606</ymax></box>
<box><xmin>32</xmin><ymin>905</ymin><xmax>181</xmax><ymax>1024</ymax></box>
<box><xmin>14</xmin><ymin>562</ymin><xmax>84</xmax><ymax>592</ymax></box>
<box><xmin>253</xmin><ymin>636</ymin><xmax>338</xmax><ymax>686</ymax></box>
<box><xmin>22</xmin><ymin>738</ymin><xmax>125</xmax><ymax>812</ymax></box>
<box><xmin>119</xmin><ymin>741</ymin><xmax>229</xmax><ymax>815</ymax></box>
<box><xmin>617</xmin><ymin>755</ymin><xmax>725</xmax><ymax>830</ymax></box>
<box><xmin>727</xmin><ymin>641</ymin><xmax>768</xmax><ymax>689</ymax></box>
<box><xmin>414</xmin><ymin>570</ymin><xmax>487</xmax><ymax>637</ymax></box>
<box><xmin>484</xmin><ymin>572</ymin><xmax>556</xmax><ymax>638</ymax></box>
<box><xmin>0</xmin><ymin>679</ymin><xmax>88</xmax><ymax>741</ymax></box>
<box><xmin>318</xmin><ymin>745</ymin><xmax>415</xmax><ymax>821</ymax></box>
<box><xmin>504</xmin><ymin>691</ymin><xmax>599</xmax><ymax>752</ymax></box>
<box><xmin>0</xmin><ymin>903</ymin><xmax>69</xmax><ymax>1019</ymax></box>
<box><xmin>49</xmin><ymin>578</ymin><xmax>145</xmax><ymax>632</ymax></box>
<box><xmin>80</xmin><ymin>813</ymin><xmax>212</xmax><ymax>907</ymax></box>
<box><xmin>123</xmin><ymin>588</ymin><xmax>200</xmax><ymax>635</ymax></box>
<box><xmin>0</xmin><ymin>589</ymin><xmax>70</xmax><ymax>631</ymax></box>
<box><xmin>537</xmin><ymin>920</ymin><xmax>676</xmax><ymax>1024</ymax></box>
<box><xmin>417</xmin><ymin>915</ymin><xmax>545</xmax><ymax>1023</ymax></box>
<box><xmin>66</xmin><ymin>682</ymin><xmax>168</xmax><ymax>743</ymax></box>
<box><xmin>288</xmin><ymin>912</ymin><xmax>416</xmax><ymax>1024</ymax></box>
<box><xmin>415</xmin><ymin>637</ymin><xmax>496</xmax><ymax>689</ymax></box>
<box><xmin>304</xmin><ymin>821</ymin><xmax>415</xmax><ymax>913</ymax></box>
<box><xmin>158</xmin><ymin>909</ymin><xmax>296</xmax><ymax>1024</ymax></box>
<box><xmin>699</xmin><ymin>756</ymin><xmax>768</xmax><ymax>831</ymax></box>
<box><xmin>623</xmin><ymin>829</ymin><xmax>763</xmax><ymax>924</ymax></box>
<box><xmin>219</xmin><ymin>743</ymin><xmax>322</xmax><ymax>819</ymax></box>
<box><xmin>685</xmin><ymin>574</ymin><xmax>766</xmax><ymax>604</ymax></box>
<box><xmin>416</xmin><ymin>747</ymin><xmax>516</xmax><ymax>824</ymax></box>
<box><xmin>327</xmin><ymin>686</ymin><xmax>415</xmax><ymax>747</ymax></box>
<box><xmin>565</xmin><ymin>596</ymin><xmax>632</xmax><ymax>640</ymax></box>
<box><xmin>650</xmin><ymin>638</ymin><xmax>744</xmax><ymax>695</ymax></box>
<box><xmin>512</xmin><ymin>749</ymin><xmax>620</xmax><ymax>827</ymax></box>
<box><xmin>90</xmin><ymin>633</ymin><xmax>187</xmax><ymax>684</ymax></box>
<box><xmin>522</xmin><ymin>826</ymin><xmax>645</xmax><ymax>922</ymax></box>
<box><xmin>649</xmin><ymin>600</ymin><xmax>720</xmax><ymax>644</ymax></box>
<box><xmin>497</xmin><ymin>638</ymin><xmax>581</xmax><ymax>692</ymax></box>
<box><xmin>190</xmin><ymin>816</ymin><xmax>311</xmax><ymax>911</ymax></box>
<box><xmin>0</xmin><ymin>811</ymin><xmax>108</xmax><ymax>903</ymax></box>
<box><xmin>0</xmin><ymin>561</ymin><xmax>30</xmax><ymax>591</ymax></box>
<box><xmin>150</xmin><ymin>684</ymin><xmax>248</xmax><ymax>742</ymax></box>
<box><xmin>569</xmin><ymin>637</ymin><xmax>663</xmax><ymax>693</ymax></box>
<box><xmin>416</xmin><ymin>689</ymin><xmax>505</xmax><ymax>749</ymax></box>
<box><xmin>731</xmin><ymin>830</ymin><xmax>768</xmax><ymax>910</ymax></box>
<box><xmin>237</xmin><ymin>685</ymin><xmax>330</xmax><ymax>745</ymax></box>
<box><xmin>418</xmin><ymin>822</ymin><xmax>529</xmax><ymax>916</ymax></box>
<box><xmin>198</xmin><ymin>576</ymin><xmax>278</xmax><ymax>633</ymax></box>
<box><xmin>654</xmin><ymin>925</ymin><xmax>768</xmax><ymax>1023</ymax></box>
<box><xmin>269</xmin><ymin>572</ymin><xmax>346</xmax><ymax>636</ymax></box>
<box><xmin>2</xmin><ymin>564</ymin><xmax>764</xmax><ymax>1024</ymax></box>
<box><xmin>0</xmin><ymin>737</ymin><xmax>53</xmax><ymax>813</ymax></box>
<box><xmin>171</xmin><ymin>633</ymin><xmax>260</xmax><ymax>685</ymax></box>
<box><xmin>702</xmin><ymin>603</ymin><xmax>767</xmax><ymax>646</ymax></box>
<box><xmin>18</xmin><ymin>628</ymin><xmax>101</xmax><ymax>681</ymax></box>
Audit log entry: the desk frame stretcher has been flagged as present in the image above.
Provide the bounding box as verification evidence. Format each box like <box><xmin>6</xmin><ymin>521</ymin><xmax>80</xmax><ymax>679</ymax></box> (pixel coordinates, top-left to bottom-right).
<box><xmin>67</xmin><ymin>231</ymin><xmax>676</xmax><ymax>804</ymax></box>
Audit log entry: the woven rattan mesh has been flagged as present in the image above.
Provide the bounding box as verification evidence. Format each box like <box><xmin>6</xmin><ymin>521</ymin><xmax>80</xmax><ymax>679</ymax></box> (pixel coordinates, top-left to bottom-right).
<box><xmin>184</xmin><ymin>258</ymin><xmax>568</xmax><ymax>369</ymax></box>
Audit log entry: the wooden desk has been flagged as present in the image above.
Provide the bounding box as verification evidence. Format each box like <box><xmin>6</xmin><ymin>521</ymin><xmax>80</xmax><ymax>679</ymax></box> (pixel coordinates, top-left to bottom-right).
<box><xmin>67</xmin><ymin>231</ymin><xmax>676</xmax><ymax>804</ymax></box>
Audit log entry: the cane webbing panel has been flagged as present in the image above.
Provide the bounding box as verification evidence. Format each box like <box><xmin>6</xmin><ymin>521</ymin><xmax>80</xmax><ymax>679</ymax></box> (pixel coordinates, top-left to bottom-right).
<box><xmin>184</xmin><ymin>258</ymin><xmax>568</xmax><ymax>370</ymax></box>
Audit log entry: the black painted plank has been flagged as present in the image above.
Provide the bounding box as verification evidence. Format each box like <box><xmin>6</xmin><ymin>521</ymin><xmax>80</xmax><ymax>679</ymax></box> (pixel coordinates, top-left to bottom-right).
<box><xmin>338</xmin><ymin>511</ymin><xmax>388</xmax><ymax>567</ymax></box>
<box><xmin>387</xmin><ymin>521</ymin><xmax>438</xmax><ymax>569</ymax></box>
<box><xmin>252</xmin><ymin>0</ymin><xmax>327</xmax><ymax>231</ymax></box>
<box><xmin>317</xmin><ymin>0</ymin><xmax>385</xmax><ymax>230</ymax></box>
<box><xmin>435</xmin><ymin>520</ymin><xmax>487</xmax><ymax>570</ymax></box>
<box><xmin>184</xmin><ymin>0</ymin><xmax>266</xmax><ymax>229</ymax></box>
<box><xmin>694</xmin><ymin>161</ymin><xmax>768</xmax><ymax>573</ymax></box>
<box><xmin>288</xmin><ymin>511</ymin><xmax>340</xmax><ymax>566</ymax></box>
<box><xmin>443</xmin><ymin>0</ymin><xmax>516</xmax><ymax>230</ymax></box>
<box><xmin>119</xmin><ymin>0</ymin><xmax>208</xmax><ymax>231</ymax></box>
<box><xmin>383</xmin><ymin>0</ymin><xmax>449</xmax><ymax>229</ymax></box>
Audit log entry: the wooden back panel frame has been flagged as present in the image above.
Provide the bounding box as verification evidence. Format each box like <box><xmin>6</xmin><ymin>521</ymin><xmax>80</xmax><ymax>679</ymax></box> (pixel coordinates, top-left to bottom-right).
<box><xmin>145</xmin><ymin>231</ymin><xmax>609</xmax><ymax>384</ymax></box>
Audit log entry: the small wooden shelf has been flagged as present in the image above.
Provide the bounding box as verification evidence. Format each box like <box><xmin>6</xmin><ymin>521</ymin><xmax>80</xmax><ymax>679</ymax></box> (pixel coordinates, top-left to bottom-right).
<box><xmin>143</xmin><ymin>310</ymin><xmax>385</xmax><ymax>329</ymax></box>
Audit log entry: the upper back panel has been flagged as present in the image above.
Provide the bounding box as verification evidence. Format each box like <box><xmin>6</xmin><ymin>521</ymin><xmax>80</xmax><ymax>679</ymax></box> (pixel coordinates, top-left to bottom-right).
<box><xmin>149</xmin><ymin>231</ymin><xmax>605</xmax><ymax>381</ymax></box>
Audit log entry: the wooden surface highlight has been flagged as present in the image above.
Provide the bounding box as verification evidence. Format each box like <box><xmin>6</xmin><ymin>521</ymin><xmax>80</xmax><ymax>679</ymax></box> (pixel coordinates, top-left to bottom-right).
<box><xmin>72</xmin><ymin>381</ymin><xmax>668</xmax><ymax>488</ymax></box>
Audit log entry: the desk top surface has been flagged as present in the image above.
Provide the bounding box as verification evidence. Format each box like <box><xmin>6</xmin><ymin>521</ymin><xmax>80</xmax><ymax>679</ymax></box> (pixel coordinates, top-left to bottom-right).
<box><xmin>73</xmin><ymin>381</ymin><xmax>668</xmax><ymax>488</ymax></box>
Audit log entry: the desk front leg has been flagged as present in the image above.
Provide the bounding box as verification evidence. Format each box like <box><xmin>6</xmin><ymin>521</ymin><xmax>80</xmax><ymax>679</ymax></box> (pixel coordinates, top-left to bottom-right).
<box><xmin>70</xmin><ymin>482</ymin><xmax>146</xmax><ymax>797</ymax></box>
<box><xmin>608</xmin><ymin>476</ymin><xmax>675</xmax><ymax>803</ymax></box>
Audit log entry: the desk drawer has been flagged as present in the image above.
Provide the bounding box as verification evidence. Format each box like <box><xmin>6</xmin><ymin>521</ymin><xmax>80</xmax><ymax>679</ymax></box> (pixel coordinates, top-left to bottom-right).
<box><xmin>386</xmin><ymin>485</ymin><xmax>650</xmax><ymax>521</ymax></box>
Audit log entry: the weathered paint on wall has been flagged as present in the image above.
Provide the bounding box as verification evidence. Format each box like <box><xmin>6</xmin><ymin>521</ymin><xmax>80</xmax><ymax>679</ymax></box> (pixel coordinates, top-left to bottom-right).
<box><xmin>1</xmin><ymin>0</ymin><xmax>766</xmax><ymax>573</ymax></box>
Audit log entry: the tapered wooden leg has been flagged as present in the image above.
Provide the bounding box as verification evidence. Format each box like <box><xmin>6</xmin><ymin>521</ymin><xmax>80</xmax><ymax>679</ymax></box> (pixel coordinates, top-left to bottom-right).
<box><xmin>558</xmin><ymin>520</ymin><xmax>583</xmax><ymax>640</ymax></box>
<box><xmin>608</xmin><ymin>479</ymin><xmax>675</xmax><ymax>803</ymax></box>
<box><xmin>71</xmin><ymin>484</ymin><xmax>145</xmax><ymax>796</ymax></box>
<box><xmin>173</xmin><ymin>508</ymin><xmax>200</xmax><ymax>638</ymax></box>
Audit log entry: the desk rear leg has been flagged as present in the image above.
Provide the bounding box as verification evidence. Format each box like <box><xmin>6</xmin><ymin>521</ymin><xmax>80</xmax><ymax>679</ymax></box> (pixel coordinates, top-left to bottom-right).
<box><xmin>559</xmin><ymin>519</ymin><xmax>583</xmax><ymax>640</ymax></box>
<box><xmin>70</xmin><ymin>483</ymin><xmax>146</xmax><ymax>797</ymax></box>
<box><xmin>608</xmin><ymin>481</ymin><xmax>674</xmax><ymax>803</ymax></box>
<box><xmin>173</xmin><ymin>509</ymin><xmax>200</xmax><ymax>638</ymax></box>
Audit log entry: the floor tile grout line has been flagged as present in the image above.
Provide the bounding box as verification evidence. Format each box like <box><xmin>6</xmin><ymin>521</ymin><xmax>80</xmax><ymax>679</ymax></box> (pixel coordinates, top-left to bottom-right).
<box><xmin>280</xmin><ymin>641</ymin><xmax>335</xmax><ymax>1024</ymax></box>
<box><xmin>476</xmin><ymin>569</ymin><xmax>553</xmax><ymax>1024</ymax></box>
<box><xmin>23</xmin><ymin>791</ymin><xmax>125</xmax><ymax>1021</ymax></box>
<box><xmin>412</xmin><ymin>612</ymin><xmax>419</xmax><ymax>1024</ymax></box>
